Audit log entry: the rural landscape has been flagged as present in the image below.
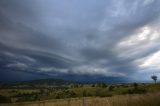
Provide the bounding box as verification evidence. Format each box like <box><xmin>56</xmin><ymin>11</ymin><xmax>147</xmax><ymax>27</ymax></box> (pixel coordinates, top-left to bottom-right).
<box><xmin>0</xmin><ymin>76</ymin><xmax>160</xmax><ymax>106</ymax></box>
<box><xmin>1</xmin><ymin>0</ymin><xmax>160</xmax><ymax>106</ymax></box>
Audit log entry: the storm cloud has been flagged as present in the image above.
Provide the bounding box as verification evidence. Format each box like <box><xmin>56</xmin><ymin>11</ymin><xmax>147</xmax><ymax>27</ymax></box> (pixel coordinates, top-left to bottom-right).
<box><xmin>0</xmin><ymin>0</ymin><xmax>160</xmax><ymax>82</ymax></box>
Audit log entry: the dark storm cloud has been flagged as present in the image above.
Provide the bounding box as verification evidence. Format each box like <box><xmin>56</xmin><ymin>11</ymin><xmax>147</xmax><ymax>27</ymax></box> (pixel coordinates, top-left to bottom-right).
<box><xmin>0</xmin><ymin>0</ymin><xmax>160</xmax><ymax>81</ymax></box>
<box><xmin>0</xmin><ymin>42</ymin><xmax>75</xmax><ymax>75</ymax></box>
<box><xmin>0</xmin><ymin>10</ymin><xmax>62</xmax><ymax>50</ymax></box>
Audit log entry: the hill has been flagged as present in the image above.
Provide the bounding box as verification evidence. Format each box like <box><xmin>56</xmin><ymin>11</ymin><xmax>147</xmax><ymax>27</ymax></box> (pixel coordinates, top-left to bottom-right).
<box><xmin>0</xmin><ymin>78</ymin><xmax>75</xmax><ymax>88</ymax></box>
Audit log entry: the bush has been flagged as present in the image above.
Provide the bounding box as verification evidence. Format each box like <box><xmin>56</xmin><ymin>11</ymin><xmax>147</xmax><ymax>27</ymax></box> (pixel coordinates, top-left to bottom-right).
<box><xmin>55</xmin><ymin>91</ymin><xmax>65</xmax><ymax>99</ymax></box>
<box><xmin>91</xmin><ymin>84</ymin><xmax>95</xmax><ymax>87</ymax></box>
<box><xmin>68</xmin><ymin>90</ymin><xmax>76</xmax><ymax>98</ymax></box>
<box><xmin>133</xmin><ymin>83</ymin><xmax>138</xmax><ymax>89</ymax></box>
<box><xmin>101</xmin><ymin>83</ymin><xmax>108</xmax><ymax>88</ymax></box>
<box><xmin>0</xmin><ymin>95</ymin><xmax>11</xmax><ymax>103</ymax></box>
<box><xmin>108</xmin><ymin>86</ymin><xmax>114</xmax><ymax>91</ymax></box>
<box><xmin>125</xmin><ymin>88</ymin><xmax>147</xmax><ymax>94</ymax></box>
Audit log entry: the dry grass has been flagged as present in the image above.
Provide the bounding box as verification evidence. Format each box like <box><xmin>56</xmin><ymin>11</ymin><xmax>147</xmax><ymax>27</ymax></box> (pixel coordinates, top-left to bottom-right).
<box><xmin>1</xmin><ymin>92</ymin><xmax>160</xmax><ymax>106</ymax></box>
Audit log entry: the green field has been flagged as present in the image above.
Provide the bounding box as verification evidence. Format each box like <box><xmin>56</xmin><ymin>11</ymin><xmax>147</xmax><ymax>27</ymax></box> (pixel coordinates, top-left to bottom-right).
<box><xmin>0</xmin><ymin>82</ymin><xmax>160</xmax><ymax>106</ymax></box>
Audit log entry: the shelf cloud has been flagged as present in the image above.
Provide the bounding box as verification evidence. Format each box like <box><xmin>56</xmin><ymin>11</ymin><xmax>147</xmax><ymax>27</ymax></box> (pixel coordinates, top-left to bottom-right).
<box><xmin>0</xmin><ymin>0</ymin><xmax>160</xmax><ymax>82</ymax></box>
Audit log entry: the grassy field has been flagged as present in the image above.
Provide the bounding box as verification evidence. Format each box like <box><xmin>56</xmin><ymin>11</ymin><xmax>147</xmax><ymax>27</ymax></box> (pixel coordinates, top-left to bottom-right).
<box><xmin>0</xmin><ymin>92</ymin><xmax>160</xmax><ymax>106</ymax></box>
<box><xmin>0</xmin><ymin>83</ymin><xmax>160</xmax><ymax>106</ymax></box>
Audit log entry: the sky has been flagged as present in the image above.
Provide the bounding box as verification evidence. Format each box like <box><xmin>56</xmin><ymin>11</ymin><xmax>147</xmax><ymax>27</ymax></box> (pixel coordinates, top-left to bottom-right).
<box><xmin>0</xmin><ymin>0</ymin><xmax>160</xmax><ymax>82</ymax></box>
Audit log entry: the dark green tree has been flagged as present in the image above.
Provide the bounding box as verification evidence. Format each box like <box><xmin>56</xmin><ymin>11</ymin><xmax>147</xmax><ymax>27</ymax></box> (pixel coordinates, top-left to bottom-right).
<box><xmin>151</xmin><ymin>75</ymin><xmax>158</xmax><ymax>84</ymax></box>
<box><xmin>133</xmin><ymin>83</ymin><xmax>138</xmax><ymax>89</ymax></box>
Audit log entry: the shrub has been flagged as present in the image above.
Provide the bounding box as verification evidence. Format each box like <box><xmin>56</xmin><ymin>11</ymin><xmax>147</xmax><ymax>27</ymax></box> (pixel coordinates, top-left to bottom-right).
<box><xmin>108</xmin><ymin>86</ymin><xmax>115</xmax><ymax>91</ymax></box>
<box><xmin>133</xmin><ymin>83</ymin><xmax>138</xmax><ymax>89</ymax></box>
<box><xmin>68</xmin><ymin>90</ymin><xmax>76</xmax><ymax>98</ymax></box>
<box><xmin>101</xmin><ymin>83</ymin><xmax>108</xmax><ymax>88</ymax></box>
<box><xmin>91</xmin><ymin>84</ymin><xmax>95</xmax><ymax>87</ymax></box>
<box><xmin>126</xmin><ymin>88</ymin><xmax>147</xmax><ymax>94</ymax></box>
<box><xmin>0</xmin><ymin>95</ymin><xmax>11</xmax><ymax>103</ymax></box>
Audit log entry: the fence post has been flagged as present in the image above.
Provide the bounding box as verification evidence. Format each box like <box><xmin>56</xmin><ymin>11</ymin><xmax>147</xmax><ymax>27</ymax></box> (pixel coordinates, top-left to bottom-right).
<box><xmin>67</xmin><ymin>98</ymin><xmax>71</xmax><ymax>106</ymax></box>
<box><xmin>82</xmin><ymin>97</ymin><xmax>87</xmax><ymax>106</ymax></box>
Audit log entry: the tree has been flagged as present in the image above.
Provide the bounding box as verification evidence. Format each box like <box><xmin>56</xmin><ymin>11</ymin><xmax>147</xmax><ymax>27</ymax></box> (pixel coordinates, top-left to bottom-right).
<box><xmin>151</xmin><ymin>75</ymin><xmax>157</xmax><ymax>84</ymax></box>
<box><xmin>101</xmin><ymin>83</ymin><xmax>107</xmax><ymax>88</ymax></box>
<box><xmin>91</xmin><ymin>84</ymin><xmax>95</xmax><ymax>87</ymax></box>
<box><xmin>108</xmin><ymin>86</ymin><xmax>114</xmax><ymax>91</ymax></box>
<box><xmin>133</xmin><ymin>83</ymin><xmax>138</xmax><ymax>89</ymax></box>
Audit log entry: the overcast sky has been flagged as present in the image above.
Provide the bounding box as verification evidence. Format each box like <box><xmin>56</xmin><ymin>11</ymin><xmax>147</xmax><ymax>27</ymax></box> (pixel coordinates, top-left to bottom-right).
<box><xmin>0</xmin><ymin>0</ymin><xmax>160</xmax><ymax>82</ymax></box>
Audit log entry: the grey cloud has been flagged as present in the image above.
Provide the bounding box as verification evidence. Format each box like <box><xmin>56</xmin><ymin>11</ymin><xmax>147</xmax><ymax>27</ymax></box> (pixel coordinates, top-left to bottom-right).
<box><xmin>0</xmin><ymin>0</ymin><xmax>160</xmax><ymax>81</ymax></box>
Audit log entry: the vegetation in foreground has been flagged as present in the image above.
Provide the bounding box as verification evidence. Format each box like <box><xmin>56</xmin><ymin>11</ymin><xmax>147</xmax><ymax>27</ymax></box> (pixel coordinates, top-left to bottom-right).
<box><xmin>0</xmin><ymin>78</ymin><xmax>160</xmax><ymax>106</ymax></box>
<box><xmin>0</xmin><ymin>92</ymin><xmax>160</xmax><ymax>106</ymax></box>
